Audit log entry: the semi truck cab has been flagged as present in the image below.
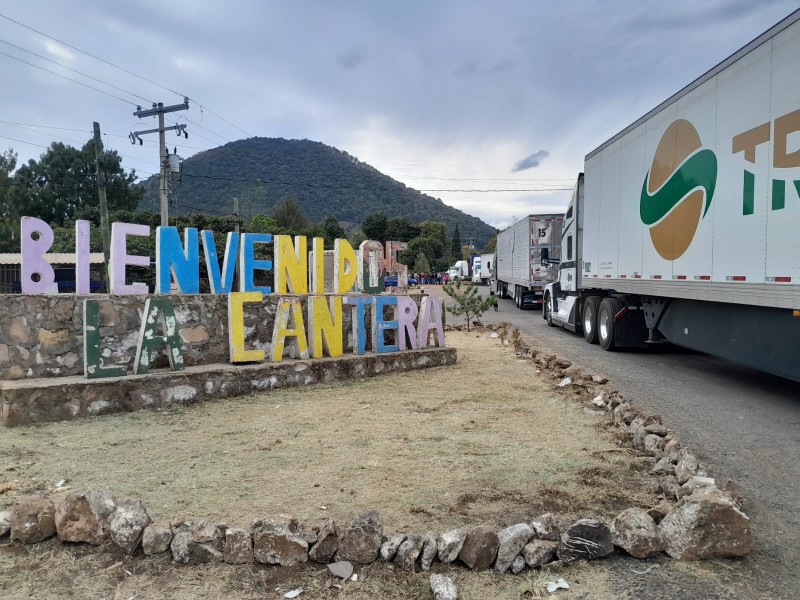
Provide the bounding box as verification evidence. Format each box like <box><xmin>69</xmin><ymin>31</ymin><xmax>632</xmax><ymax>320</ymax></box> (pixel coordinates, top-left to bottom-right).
<box><xmin>544</xmin><ymin>175</ymin><xmax>581</xmax><ymax>330</ymax></box>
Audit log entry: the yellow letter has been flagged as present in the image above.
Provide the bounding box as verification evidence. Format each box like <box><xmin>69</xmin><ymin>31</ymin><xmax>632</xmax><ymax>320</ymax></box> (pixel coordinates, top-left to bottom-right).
<box><xmin>334</xmin><ymin>239</ymin><xmax>357</xmax><ymax>293</ymax></box>
<box><xmin>308</xmin><ymin>295</ymin><xmax>343</xmax><ymax>358</ymax></box>
<box><xmin>271</xmin><ymin>297</ymin><xmax>310</xmax><ymax>362</ymax></box>
<box><xmin>309</xmin><ymin>236</ymin><xmax>325</xmax><ymax>293</ymax></box>
<box><xmin>274</xmin><ymin>235</ymin><xmax>308</xmax><ymax>294</ymax></box>
<box><xmin>228</xmin><ymin>291</ymin><xmax>265</xmax><ymax>362</ymax></box>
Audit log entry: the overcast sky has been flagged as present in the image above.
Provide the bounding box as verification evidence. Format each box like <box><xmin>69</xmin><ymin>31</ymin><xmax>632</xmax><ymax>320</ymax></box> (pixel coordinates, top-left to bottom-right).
<box><xmin>1</xmin><ymin>0</ymin><xmax>797</xmax><ymax>229</ymax></box>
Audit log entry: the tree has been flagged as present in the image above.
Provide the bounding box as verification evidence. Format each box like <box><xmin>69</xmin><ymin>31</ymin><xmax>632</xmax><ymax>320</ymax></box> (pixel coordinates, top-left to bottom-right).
<box><xmin>483</xmin><ymin>235</ymin><xmax>497</xmax><ymax>253</ymax></box>
<box><xmin>272</xmin><ymin>195</ymin><xmax>309</xmax><ymax>230</ymax></box>
<box><xmin>362</xmin><ymin>212</ymin><xmax>389</xmax><ymax>241</ymax></box>
<box><xmin>321</xmin><ymin>214</ymin><xmax>345</xmax><ymax>246</ymax></box>
<box><xmin>418</xmin><ymin>221</ymin><xmax>448</xmax><ymax>250</ymax></box>
<box><xmin>443</xmin><ymin>280</ymin><xmax>496</xmax><ymax>332</ymax></box>
<box><xmin>450</xmin><ymin>224</ymin><xmax>462</xmax><ymax>263</ymax></box>
<box><xmin>0</xmin><ymin>149</ymin><xmax>18</xmax><ymax>251</ymax></box>
<box><xmin>386</xmin><ymin>217</ymin><xmax>420</xmax><ymax>242</ymax></box>
<box><xmin>9</xmin><ymin>140</ymin><xmax>142</xmax><ymax>228</ymax></box>
<box><xmin>251</xmin><ymin>214</ymin><xmax>279</xmax><ymax>233</ymax></box>
<box><xmin>406</xmin><ymin>236</ymin><xmax>444</xmax><ymax>267</ymax></box>
<box><xmin>414</xmin><ymin>252</ymin><xmax>431</xmax><ymax>273</ymax></box>
<box><xmin>348</xmin><ymin>229</ymin><xmax>367</xmax><ymax>248</ymax></box>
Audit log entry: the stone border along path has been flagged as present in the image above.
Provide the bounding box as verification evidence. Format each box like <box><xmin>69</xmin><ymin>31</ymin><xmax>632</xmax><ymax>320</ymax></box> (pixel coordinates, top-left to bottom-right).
<box><xmin>0</xmin><ymin>324</ymin><xmax>753</xmax><ymax>587</ymax></box>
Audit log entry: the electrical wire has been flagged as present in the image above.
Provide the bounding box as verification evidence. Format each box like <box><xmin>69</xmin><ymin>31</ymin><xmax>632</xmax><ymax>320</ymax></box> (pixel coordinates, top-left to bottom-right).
<box><xmin>0</xmin><ymin>49</ymin><xmax>138</xmax><ymax>106</ymax></box>
<box><xmin>0</xmin><ymin>38</ymin><xmax>155</xmax><ymax>104</ymax></box>
<box><xmin>0</xmin><ymin>13</ymin><xmax>250</xmax><ymax>137</ymax></box>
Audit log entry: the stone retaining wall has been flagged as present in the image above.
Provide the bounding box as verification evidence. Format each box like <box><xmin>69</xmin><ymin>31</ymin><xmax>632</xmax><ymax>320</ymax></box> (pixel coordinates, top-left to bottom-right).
<box><xmin>0</xmin><ymin>294</ymin><xmax>382</xmax><ymax>380</ymax></box>
<box><xmin>1</xmin><ymin>346</ymin><xmax>456</xmax><ymax>426</ymax></box>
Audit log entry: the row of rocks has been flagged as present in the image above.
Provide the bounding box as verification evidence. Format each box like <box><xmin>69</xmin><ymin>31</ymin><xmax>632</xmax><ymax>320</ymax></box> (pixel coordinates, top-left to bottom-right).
<box><xmin>522</xmin><ymin>342</ymin><xmax>754</xmax><ymax>562</ymax></box>
<box><xmin>0</xmin><ymin>484</ymin><xmax>746</xmax><ymax>580</ymax></box>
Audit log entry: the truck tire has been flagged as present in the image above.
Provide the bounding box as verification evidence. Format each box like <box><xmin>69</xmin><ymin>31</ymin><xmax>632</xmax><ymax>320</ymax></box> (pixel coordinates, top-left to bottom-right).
<box><xmin>582</xmin><ymin>296</ymin><xmax>602</xmax><ymax>344</ymax></box>
<box><xmin>515</xmin><ymin>287</ymin><xmax>521</xmax><ymax>309</ymax></box>
<box><xmin>544</xmin><ymin>293</ymin><xmax>556</xmax><ymax>327</ymax></box>
<box><xmin>598</xmin><ymin>297</ymin><xmax>624</xmax><ymax>351</ymax></box>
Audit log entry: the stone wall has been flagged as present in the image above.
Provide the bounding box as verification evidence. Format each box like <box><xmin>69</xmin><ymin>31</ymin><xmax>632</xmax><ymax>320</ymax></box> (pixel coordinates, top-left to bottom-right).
<box><xmin>0</xmin><ymin>294</ymin><xmax>396</xmax><ymax>380</ymax></box>
<box><xmin>1</xmin><ymin>346</ymin><xmax>456</xmax><ymax>426</ymax></box>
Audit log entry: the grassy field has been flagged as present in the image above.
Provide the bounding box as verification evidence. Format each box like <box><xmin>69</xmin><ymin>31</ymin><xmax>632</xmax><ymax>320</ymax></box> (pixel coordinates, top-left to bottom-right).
<box><xmin>0</xmin><ymin>329</ymin><xmax>662</xmax><ymax>599</ymax></box>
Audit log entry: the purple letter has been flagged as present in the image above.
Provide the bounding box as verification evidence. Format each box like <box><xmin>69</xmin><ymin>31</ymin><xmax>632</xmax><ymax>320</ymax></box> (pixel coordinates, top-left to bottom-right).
<box><xmin>75</xmin><ymin>220</ymin><xmax>91</xmax><ymax>294</ymax></box>
<box><xmin>21</xmin><ymin>216</ymin><xmax>56</xmax><ymax>294</ymax></box>
<box><xmin>110</xmin><ymin>222</ymin><xmax>151</xmax><ymax>294</ymax></box>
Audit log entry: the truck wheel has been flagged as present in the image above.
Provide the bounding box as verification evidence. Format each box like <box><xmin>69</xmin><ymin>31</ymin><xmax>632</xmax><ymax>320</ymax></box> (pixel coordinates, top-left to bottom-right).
<box><xmin>582</xmin><ymin>296</ymin><xmax>602</xmax><ymax>344</ymax></box>
<box><xmin>544</xmin><ymin>293</ymin><xmax>556</xmax><ymax>327</ymax></box>
<box><xmin>514</xmin><ymin>287</ymin><xmax>521</xmax><ymax>309</ymax></box>
<box><xmin>598</xmin><ymin>297</ymin><xmax>624</xmax><ymax>351</ymax></box>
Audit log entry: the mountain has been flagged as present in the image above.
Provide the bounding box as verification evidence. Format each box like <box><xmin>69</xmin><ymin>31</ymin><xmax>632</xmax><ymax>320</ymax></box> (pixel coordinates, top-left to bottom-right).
<box><xmin>138</xmin><ymin>137</ymin><xmax>496</xmax><ymax>246</ymax></box>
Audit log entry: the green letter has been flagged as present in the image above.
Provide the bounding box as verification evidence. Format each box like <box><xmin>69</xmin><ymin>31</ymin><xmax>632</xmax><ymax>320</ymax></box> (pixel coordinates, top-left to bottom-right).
<box><xmin>133</xmin><ymin>298</ymin><xmax>185</xmax><ymax>375</ymax></box>
<box><xmin>83</xmin><ymin>300</ymin><xmax>127</xmax><ymax>379</ymax></box>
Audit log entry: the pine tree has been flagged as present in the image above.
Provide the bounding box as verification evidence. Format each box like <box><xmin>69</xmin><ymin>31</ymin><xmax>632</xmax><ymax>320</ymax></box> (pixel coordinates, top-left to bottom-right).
<box><xmin>451</xmin><ymin>224</ymin><xmax>462</xmax><ymax>262</ymax></box>
<box><xmin>443</xmin><ymin>280</ymin><xmax>496</xmax><ymax>331</ymax></box>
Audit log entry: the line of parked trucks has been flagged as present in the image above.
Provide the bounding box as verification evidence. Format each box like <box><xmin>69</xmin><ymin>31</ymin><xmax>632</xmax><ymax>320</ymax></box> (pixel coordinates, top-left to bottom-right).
<box><xmin>470</xmin><ymin>11</ymin><xmax>800</xmax><ymax>381</ymax></box>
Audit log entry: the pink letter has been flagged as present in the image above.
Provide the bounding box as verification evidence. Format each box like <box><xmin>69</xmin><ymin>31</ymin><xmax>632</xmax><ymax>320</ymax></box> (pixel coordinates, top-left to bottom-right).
<box><xmin>109</xmin><ymin>222</ymin><xmax>151</xmax><ymax>294</ymax></box>
<box><xmin>21</xmin><ymin>216</ymin><xmax>56</xmax><ymax>294</ymax></box>
<box><xmin>397</xmin><ymin>296</ymin><xmax>419</xmax><ymax>350</ymax></box>
<box><xmin>417</xmin><ymin>297</ymin><xmax>445</xmax><ymax>348</ymax></box>
<box><xmin>75</xmin><ymin>220</ymin><xmax>91</xmax><ymax>294</ymax></box>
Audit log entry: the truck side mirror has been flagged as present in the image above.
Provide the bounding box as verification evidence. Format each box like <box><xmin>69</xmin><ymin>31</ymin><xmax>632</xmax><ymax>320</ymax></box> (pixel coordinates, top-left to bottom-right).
<box><xmin>541</xmin><ymin>247</ymin><xmax>550</xmax><ymax>266</ymax></box>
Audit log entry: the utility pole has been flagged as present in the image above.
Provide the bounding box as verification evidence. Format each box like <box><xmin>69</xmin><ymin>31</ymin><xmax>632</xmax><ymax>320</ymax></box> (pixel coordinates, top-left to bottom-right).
<box><xmin>131</xmin><ymin>99</ymin><xmax>189</xmax><ymax>226</ymax></box>
<box><xmin>92</xmin><ymin>122</ymin><xmax>111</xmax><ymax>285</ymax></box>
<box><xmin>233</xmin><ymin>197</ymin><xmax>240</xmax><ymax>233</ymax></box>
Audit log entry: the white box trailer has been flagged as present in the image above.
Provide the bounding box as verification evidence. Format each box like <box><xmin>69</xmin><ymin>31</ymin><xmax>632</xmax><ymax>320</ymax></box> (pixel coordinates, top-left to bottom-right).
<box><xmin>495</xmin><ymin>214</ymin><xmax>563</xmax><ymax>309</ymax></box>
<box><xmin>477</xmin><ymin>252</ymin><xmax>494</xmax><ymax>284</ymax></box>
<box><xmin>545</xmin><ymin>10</ymin><xmax>800</xmax><ymax>380</ymax></box>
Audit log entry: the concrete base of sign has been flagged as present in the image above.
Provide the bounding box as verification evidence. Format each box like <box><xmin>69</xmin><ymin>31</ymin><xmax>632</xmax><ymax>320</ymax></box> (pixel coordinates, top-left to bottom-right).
<box><xmin>1</xmin><ymin>347</ymin><xmax>456</xmax><ymax>427</ymax></box>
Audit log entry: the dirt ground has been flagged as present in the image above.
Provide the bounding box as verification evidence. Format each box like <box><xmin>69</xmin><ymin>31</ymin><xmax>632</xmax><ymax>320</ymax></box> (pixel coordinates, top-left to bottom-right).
<box><xmin>0</xmin><ymin>328</ymin><xmax>761</xmax><ymax>599</ymax></box>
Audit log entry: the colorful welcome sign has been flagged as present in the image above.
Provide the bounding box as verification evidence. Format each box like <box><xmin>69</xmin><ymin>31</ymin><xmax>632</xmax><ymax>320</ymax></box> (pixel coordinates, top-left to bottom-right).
<box><xmin>18</xmin><ymin>217</ymin><xmax>445</xmax><ymax>380</ymax></box>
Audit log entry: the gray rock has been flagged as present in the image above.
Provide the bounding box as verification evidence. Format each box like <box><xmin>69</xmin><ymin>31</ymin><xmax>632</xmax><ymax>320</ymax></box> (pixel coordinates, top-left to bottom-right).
<box><xmin>223</xmin><ymin>527</ymin><xmax>253</xmax><ymax>564</ymax></box>
<box><xmin>0</xmin><ymin>509</ymin><xmax>12</xmax><ymax>537</ymax></box>
<box><xmin>675</xmin><ymin>451</ymin><xmax>700</xmax><ymax>484</ymax></box>
<box><xmin>171</xmin><ymin>530</ymin><xmax>222</xmax><ymax>564</ymax></box>
<box><xmin>557</xmin><ymin>519</ymin><xmax>613</xmax><ymax>563</ymax></box>
<box><xmin>109</xmin><ymin>499</ymin><xmax>151</xmax><ymax>554</ymax></box>
<box><xmin>611</xmin><ymin>508</ymin><xmax>664</xmax><ymax>559</ymax></box>
<box><xmin>495</xmin><ymin>523</ymin><xmax>535</xmax><ymax>572</ymax></box>
<box><xmin>592</xmin><ymin>374</ymin><xmax>608</xmax><ymax>384</ymax></box>
<box><xmin>10</xmin><ymin>496</ymin><xmax>56</xmax><ymax>543</ymax></box>
<box><xmin>420</xmin><ymin>531</ymin><xmax>438</xmax><ymax>570</ymax></box>
<box><xmin>393</xmin><ymin>534</ymin><xmax>424</xmax><ymax>571</ymax></box>
<box><xmin>681</xmin><ymin>476</ymin><xmax>716</xmax><ymax>495</ymax></box>
<box><xmin>659</xmin><ymin>488</ymin><xmax>752</xmax><ymax>560</ymax></box>
<box><xmin>380</xmin><ymin>533</ymin><xmax>406</xmax><ymax>562</ymax></box>
<box><xmin>651</xmin><ymin>457</ymin><xmax>676</xmax><ymax>475</ymax></box>
<box><xmin>531</xmin><ymin>513</ymin><xmax>560</xmax><ymax>541</ymax></box>
<box><xmin>522</xmin><ymin>539</ymin><xmax>559</xmax><ymax>567</ymax></box>
<box><xmin>309</xmin><ymin>518</ymin><xmax>340</xmax><ymax>563</ymax></box>
<box><xmin>458</xmin><ymin>526</ymin><xmax>499</xmax><ymax>571</ymax></box>
<box><xmin>55</xmin><ymin>489</ymin><xmax>117</xmax><ymax>545</ymax></box>
<box><xmin>644</xmin><ymin>434</ymin><xmax>666</xmax><ymax>456</ymax></box>
<box><xmin>644</xmin><ymin>424</ymin><xmax>668</xmax><ymax>436</ymax></box>
<box><xmin>430</xmin><ymin>574</ymin><xmax>458</xmax><ymax>600</ymax></box>
<box><xmin>510</xmin><ymin>554</ymin><xmax>526</xmax><ymax>574</ymax></box>
<box><xmin>252</xmin><ymin>515</ymin><xmax>308</xmax><ymax>566</ymax></box>
<box><xmin>190</xmin><ymin>520</ymin><xmax>227</xmax><ymax>550</ymax></box>
<box><xmin>300</xmin><ymin>525</ymin><xmax>318</xmax><ymax>545</ymax></box>
<box><xmin>335</xmin><ymin>511</ymin><xmax>383</xmax><ymax>564</ymax></box>
<box><xmin>328</xmin><ymin>560</ymin><xmax>354</xmax><ymax>580</ymax></box>
<box><xmin>142</xmin><ymin>522</ymin><xmax>172</xmax><ymax>555</ymax></box>
<box><xmin>437</xmin><ymin>528</ymin><xmax>467</xmax><ymax>563</ymax></box>
<box><xmin>660</xmin><ymin>475</ymin><xmax>683</xmax><ymax>500</ymax></box>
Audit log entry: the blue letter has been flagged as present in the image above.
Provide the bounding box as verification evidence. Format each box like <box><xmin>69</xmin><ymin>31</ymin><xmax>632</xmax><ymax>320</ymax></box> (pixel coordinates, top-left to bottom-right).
<box><xmin>238</xmin><ymin>233</ymin><xmax>273</xmax><ymax>293</ymax></box>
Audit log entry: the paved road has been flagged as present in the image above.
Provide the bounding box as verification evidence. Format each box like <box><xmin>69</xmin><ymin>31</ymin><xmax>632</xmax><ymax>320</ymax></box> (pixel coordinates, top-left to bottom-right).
<box><xmin>425</xmin><ymin>284</ymin><xmax>800</xmax><ymax>598</ymax></box>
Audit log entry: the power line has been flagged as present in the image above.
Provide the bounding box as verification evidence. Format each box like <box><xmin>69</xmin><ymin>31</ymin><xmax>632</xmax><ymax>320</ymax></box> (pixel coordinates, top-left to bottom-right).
<box><xmin>0</xmin><ymin>133</ymin><xmax>50</xmax><ymax>149</ymax></box>
<box><xmin>0</xmin><ymin>13</ymin><xmax>250</xmax><ymax>138</ymax></box>
<box><xmin>0</xmin><ymin>48</ymin><xmax>138</xmax><ymax>106</ymax></box>
<box><xmin>0</xmin><ymin>38</ymin><xmax>154</xmax><ymax>104</ymax></box>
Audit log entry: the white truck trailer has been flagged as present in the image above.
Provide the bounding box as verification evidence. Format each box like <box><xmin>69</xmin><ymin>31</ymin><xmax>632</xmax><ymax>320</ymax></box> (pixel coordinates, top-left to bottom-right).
<box><xmin>477</xmin><ymin>252</ymin><xmax>494</xmax><ymax>285</ymax></box>
<box><xmin>544</xmin><ymin>10</ymin><xmax>800</xmax><ymax>381</ymax></box>
<box><xmin>495</xmin><ymin>214</ymin><xmax>563</xmax><ymax>309</ymax></box>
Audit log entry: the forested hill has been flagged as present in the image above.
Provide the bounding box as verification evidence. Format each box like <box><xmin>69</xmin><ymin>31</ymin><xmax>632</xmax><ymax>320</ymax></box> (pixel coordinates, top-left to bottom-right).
<box><xmin>138</xmin><ymin>137</ymin><xmax>496</xmax><ymax>245</ymax></box>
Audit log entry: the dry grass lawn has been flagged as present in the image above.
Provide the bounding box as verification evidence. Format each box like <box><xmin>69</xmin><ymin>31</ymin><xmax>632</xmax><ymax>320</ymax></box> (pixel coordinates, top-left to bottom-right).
<box><xmin>0</xmin><ymin>329</ymin><xmax>661</xmax><ymax>599</ymax></box>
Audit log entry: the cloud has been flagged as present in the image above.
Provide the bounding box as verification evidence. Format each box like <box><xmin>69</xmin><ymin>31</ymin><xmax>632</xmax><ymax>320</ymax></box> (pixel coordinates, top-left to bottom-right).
<box><xmin>512</xmin><ymin>150</ymin><xmax>549</xmax><ymax>172</ymax></box>
<box><xmin>337</xmin><ymin>44</ymin><xmax>368</xmax><ymax>70</ymax></box>
<box><xmin>45</xmin><ymin>41</ymin><xmax>76</xmax><ymax>61</ymax></box>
